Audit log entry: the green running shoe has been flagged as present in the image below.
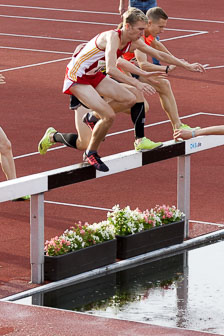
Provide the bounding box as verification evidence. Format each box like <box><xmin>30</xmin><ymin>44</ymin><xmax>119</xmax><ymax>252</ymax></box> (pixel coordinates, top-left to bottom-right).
<box><xmin>38</xmin><ymin>127</ymin><xmax>56</xmax><ymax>155</ymax></box>
<box><xmin>134</xmin><ymin>137</ymin><xmax>163</xmax><ymax>152</ymax></box>
<box><xmin>179</xmin><ymin>123</ymin><xmax>200</xmax><ymax>131</ymax></box>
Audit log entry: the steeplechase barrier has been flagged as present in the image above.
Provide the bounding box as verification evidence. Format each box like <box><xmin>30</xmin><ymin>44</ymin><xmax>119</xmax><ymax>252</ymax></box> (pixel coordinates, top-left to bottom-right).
<box><xmin>0</xmin><ymin>135</ymin><xmax>224</xmax><ymax>284</ymax></box>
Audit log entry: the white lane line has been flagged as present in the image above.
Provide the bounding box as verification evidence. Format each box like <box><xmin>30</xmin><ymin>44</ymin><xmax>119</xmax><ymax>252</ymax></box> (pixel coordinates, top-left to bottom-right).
<box><xmin>199</xmin><ymin>112</ymin><xmax>224</xmax><ymax>117</ymax></box>
<box><xmin>0</xmin><ymin>4</ymin><xmax>118</xmax><ymax>15</ymax></box>
<box><xmin>14</xmin><ymin>145</ymin><xmax>65</xmax><ymax>160</ymax></box>
<box><xmin>43</xmin><ymin>201</ymin><xmax>224</xmax><ymax>224</ymax></box>
<box><xmin>44</xmin><ymin>200</ymin><xmax>112</xmax><ymax>212</ymax></box>
<box><xmin>0</xmin><ymin>14</ymin><xmax>116</xmax><ymax>26</ymax></box>
<box><xmin>0</xmin><ymin>5</ymin><xmax>224</xmax><ymax>24</ymax></box>
<box><xmin>169</xmin><ymin>16</ymin><xmax>224</xmax><ymax>24</ymax></box>
<box><xmin>0</xmin><ymin>14</ymin><xmax>214</xmax><ymax>32</ymax></box>
<box><xmin>161</xmin><ymin>31</ymin><xmax>208</xmax><ymax>42</ymax></box>
<box><xmin>205</xmin><ymin>65</ymin><xmax>224</xmax><ymax>70</ymax></box>
<box><xmin>190</xmin><ymin>220</ymin><xmax>224</xmax><ymax>227</ymax></box>
<box><xmin>0</xmin><ymin>32</ymin><xmax>87</xmax><ymax>43</ymax></box>
<box><xmin>0</xmin><ymin>56</ymin><xmax>71</xmax><ymax>73</ymax></box>
<box><xmin>0</xmin><ymin>45</ymin><xmax>72</xmax><ymax>55</ymax></box>
<box><xmin>165</xmin><ymin>27</ymin><xmax>207</xmax><ymax>33</ymax></box>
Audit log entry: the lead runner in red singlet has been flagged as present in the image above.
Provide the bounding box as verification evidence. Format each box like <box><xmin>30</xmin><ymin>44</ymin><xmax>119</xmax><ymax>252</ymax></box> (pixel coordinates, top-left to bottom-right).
<box><xmin>62</xmin><ymin>8</ymin><xmax>156</xmax><ymax>172</ymax></box>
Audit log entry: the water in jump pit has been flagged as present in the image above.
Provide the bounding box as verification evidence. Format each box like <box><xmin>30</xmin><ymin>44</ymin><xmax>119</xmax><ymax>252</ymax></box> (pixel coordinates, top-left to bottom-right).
<box><xmin>24</xmin><ymin>240</ymin><xmax>224</xmax><ymax>334</ymax></box>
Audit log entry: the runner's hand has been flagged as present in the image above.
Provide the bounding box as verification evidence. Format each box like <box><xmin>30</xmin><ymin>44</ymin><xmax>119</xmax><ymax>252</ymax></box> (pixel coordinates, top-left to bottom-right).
<box><xmin>135</xmin><ymin>81</ymin><xmax>156</xmax><ymax>95</ymax></box>
<box><xmin>143</xmin><ymin>72</ymin><xmax>167</xmax><ymax>85</ymax></box>
<box><xmin>185</xmin><ymin>62</ymin><xmax>205</xmax><ymax>73</ymax></box>
<box><xmin>0</xmin><ymin>74</ymin><xmax>6</xmax><ymax>84</ymax></box>
<box><xmin>173</xmin><ymin>129</ymin><xmax>192</xmax><ymax>140</ymax></box>
<box><xmin>167</xmin><ymin>65</ymin><xmax>176</xmax><ymax>72</ymax></box>
<box><xmin>119</xmin><ymin>5</ymin><xmax>126</xmax><ymax>16</ymax></box>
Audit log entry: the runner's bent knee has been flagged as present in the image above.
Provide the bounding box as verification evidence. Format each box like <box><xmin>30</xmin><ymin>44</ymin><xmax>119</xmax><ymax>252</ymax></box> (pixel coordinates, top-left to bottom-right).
<box><xmin>102</xmin><ymin>110</ymin><xmax>116</xmax><ymax>125</ymax></box>
<box><xmin>157</xmin><ymin>78</ymin><xmax>171</xmax><ymax>91</ymax></box>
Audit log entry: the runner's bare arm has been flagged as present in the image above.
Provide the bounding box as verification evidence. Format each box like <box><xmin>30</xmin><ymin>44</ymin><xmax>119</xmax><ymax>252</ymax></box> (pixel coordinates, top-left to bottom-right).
<box><xmin>150</xmin><ymin>39</ymin><xmax>176</xmax><ymax>72</ymax></box>
<box><xmin>104</xmin><ymin>32</ymin><xmax>156</xmax><ymax>95</ymax></box>
<box><xmin>117</xmin><ymin>57</ymin><xmax>165</xmax><ymax>79</ymax></box>
<box><xmin>119</xmin><ymin>0</ymin><xmax>126</xmax><ymax>16</ymax></box>
<box><xmin>151</xmin><ymin>39</ymin><xmax>172</xmax><ymax>55</ymax></box>
<box><xmin>132</xmin><ymin>39</ymin><xmax>205</xmax><ymax>73</ymax></box>
<box><xmin>135</xmin><ymin>48</ymin><xmax>168</xmax><ymax>73</ymax></box>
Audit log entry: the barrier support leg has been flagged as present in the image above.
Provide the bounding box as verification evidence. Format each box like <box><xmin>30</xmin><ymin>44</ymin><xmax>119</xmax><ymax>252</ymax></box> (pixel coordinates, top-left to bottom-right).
<box><xmin>30</xmin><ymin>193</ymin><xmax>44</xmax><ymax>284</ymax></box>
<box><xmin>177</xmin><ymin>155</ymin><xmax>190</xmax><ymax>238</ymax></box>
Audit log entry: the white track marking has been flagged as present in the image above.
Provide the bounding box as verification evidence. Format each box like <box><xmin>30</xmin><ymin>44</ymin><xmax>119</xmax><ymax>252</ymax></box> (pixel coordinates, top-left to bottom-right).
<box><xmin>0</xmin><ymin>14</ymin><xmax>116</xmax><ymax>26</ymax></box>
<box><xmin>161</xmin><ymin>31</ymin><xmax>208</xmax><ymax>42</ymax></box>
<box><xmin>199</xmin><ymin>112</ymin><xmax>224</xmax><ymax>117</ymax></box>
<box><xmin>0</xmin><ymin>14</ymin><xmax>212</xmax><ymax>32</ymax></box>
<box><xmin>0</xmin><ymin>56</ymin><xmax>71</xmax><ymax>73</ymax></box>
<box><xmin>0</xmin><ymin>45</ymin><xmax>72</xmax><ymax>55</ymax></box>
<box><xmin>190</xmin><ymin>220</ymin><xmax>224</xmax><ymax>227</ymax></box>
<box><xmin>165</xmin><ymin>27</ymin><xmax>207</xmax><ymax>33</ymax></box>
<box><xmin>14</xmin><ymin>146</ymin><xmax>65</xmax><ymax>160</ymax></box>
<box><xmin>0</xmin><ymin>5</ymin><xmax>224</xmax><ymax>24</ymax></box>
<box><xmin>169</xmin><ymin>16</ymin><xmax>224</xmax><ymax>24</ymax></box>
<box><xmin>0</xmin><ymin>32</ymin><xmax>87</xmax><ymax>43</ymax></box>
<box><xmin>43</xmin><ymin>201</ymin><xmax>224</xmax><ymax>224</ymax></box>
<box><xmin>205</xmin><ymin>65</ymin><xmax>224</xmax><ymax>70</ymax></box>
<box><xmin>44</xmin><ymin>200</ymin><xmax>111</xmax><ymax>211</ymax></box>
<box><xmin>0</xmin><ymin>4</ymin><xmax>118</xmax><ymax>15</ymax></box>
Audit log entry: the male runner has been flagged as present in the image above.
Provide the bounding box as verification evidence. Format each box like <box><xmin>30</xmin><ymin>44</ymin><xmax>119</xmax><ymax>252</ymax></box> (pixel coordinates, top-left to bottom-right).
<box><xmin>122</xmin><ymin>7</ymin><xmax>201</xmax><ymax>131</ymax></box>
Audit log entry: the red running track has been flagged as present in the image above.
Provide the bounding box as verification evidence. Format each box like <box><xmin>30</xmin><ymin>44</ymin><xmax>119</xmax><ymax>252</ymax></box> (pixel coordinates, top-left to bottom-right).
<box><xmin>0</xmin><ymin>0</ymin><xmax>224</xmax><ymax>334</ymax></box>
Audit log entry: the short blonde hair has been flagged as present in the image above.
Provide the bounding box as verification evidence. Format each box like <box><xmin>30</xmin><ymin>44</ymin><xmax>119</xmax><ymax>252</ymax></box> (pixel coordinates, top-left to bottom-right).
<box><xmin>123</xmin><ymin>7</ymin><xmax>148</xmax><ymax>26</ymax></box>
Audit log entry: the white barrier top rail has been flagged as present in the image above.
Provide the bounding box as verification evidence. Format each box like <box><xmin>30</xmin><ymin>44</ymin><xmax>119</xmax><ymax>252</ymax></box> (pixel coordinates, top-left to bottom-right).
<box><xmin>0</xmin><ymin>136</ymin><xmax>223</xmax><ymax>203</ymax></box>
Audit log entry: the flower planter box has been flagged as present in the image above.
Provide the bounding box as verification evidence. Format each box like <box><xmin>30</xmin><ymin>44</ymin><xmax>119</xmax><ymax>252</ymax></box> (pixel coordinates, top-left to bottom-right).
<box><xmin>116</xmin><ymin>220</ymin><xmax>184</xmax><ymax>259</ymax></box>
<box><xmin>44</xmin><ymin>239</ymin><xmax>117</xmax><ymax>281</ymax></box>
